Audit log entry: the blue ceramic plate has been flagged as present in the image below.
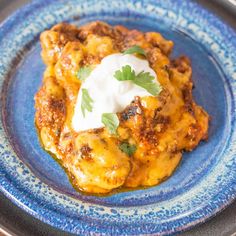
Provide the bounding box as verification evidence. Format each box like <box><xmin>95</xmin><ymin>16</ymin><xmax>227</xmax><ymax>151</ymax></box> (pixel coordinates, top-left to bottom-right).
<box><xmin>0</xmin><ymin>0</ymin><xmax>235</xmax><ymax>235</ymax></box>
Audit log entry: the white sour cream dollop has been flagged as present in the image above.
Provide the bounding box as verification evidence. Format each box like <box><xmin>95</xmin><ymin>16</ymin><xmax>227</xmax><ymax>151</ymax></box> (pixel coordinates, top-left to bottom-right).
<box><xmin>72</xmin><ymin>53</ymin><xmax>158</xmax><ymax>132</ymax></box>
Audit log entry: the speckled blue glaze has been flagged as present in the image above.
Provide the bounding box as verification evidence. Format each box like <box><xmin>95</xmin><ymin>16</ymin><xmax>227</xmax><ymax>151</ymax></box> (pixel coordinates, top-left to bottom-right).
<box><xmin>0</xmin><ymin>0</ymin><xmax>235</xmax><ymax>235</ymax></box>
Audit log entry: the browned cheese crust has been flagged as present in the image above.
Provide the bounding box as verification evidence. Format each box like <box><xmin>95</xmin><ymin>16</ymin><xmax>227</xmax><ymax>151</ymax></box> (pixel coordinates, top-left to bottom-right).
<box><xmin>35</xmin><ymin>21</ymin><xmax>209</xmax><ymax>193</ymax></box>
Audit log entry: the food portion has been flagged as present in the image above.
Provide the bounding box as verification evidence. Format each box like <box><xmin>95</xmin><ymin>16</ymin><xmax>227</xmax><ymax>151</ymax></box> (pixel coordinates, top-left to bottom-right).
<box><xmin>35</xmin><ymin>21</ymin><xmax>209</xmax><ymax>194</ymax></box>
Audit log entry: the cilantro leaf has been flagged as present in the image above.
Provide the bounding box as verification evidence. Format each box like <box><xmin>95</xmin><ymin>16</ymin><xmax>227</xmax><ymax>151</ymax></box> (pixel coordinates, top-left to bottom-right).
<box><xmin>101</xmin><ymin>113</ymin><xmax>119</xmax><ymax>135</ymax></box>
<box><xmin>81</xmin><ymin>88</ymin><xmax>93</xmax><ymax>117</ymax></box>
<box><xmin>114</xmin><ymin>65</ymin><xmax>162</xmax><ymax>96</ymax></box>
<box><xmin>114</xmin><ymin>65</ymin><xmax>135</xmax><ymax>81</ymax></box>
<box><xmin>123</xmin><ymin>45</ymin><xmax>146</xmax><ymax>56</ymax></box>
<box><xmin>77</xmin><ymin>66</ymin><xmax>92</xmax><ymax>81</ymax></box>
<box><xmin>134</xmin><ymin>71</ymin><xmax>162</xmax><ymax>96</ymax></box>
<box><xmin>119</xmin><ymin>142</ymin><xmax>137</xmax><ymax>156</ymax></box>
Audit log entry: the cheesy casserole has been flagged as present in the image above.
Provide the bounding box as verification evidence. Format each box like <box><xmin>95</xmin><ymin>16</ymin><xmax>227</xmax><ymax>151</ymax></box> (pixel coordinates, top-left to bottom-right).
<box><xmin>35</xmin><ymin>21</ymin><xmax>209</xmax><ymax>194</ymax></box>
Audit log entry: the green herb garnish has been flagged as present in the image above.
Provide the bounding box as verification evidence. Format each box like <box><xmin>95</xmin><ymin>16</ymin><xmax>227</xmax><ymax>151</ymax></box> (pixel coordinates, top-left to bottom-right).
<box><xmin>119</xmin><ymin>142</ymin><xmax>137</xmax><ymax>156</ymax></box>
<box><xmin>114</xmin><ymin>65</ymin><xmax>162</xmax><ymax>96</ymax></box>
<box><xmin>114</xmin><ymin>64</ymin><xmax>135</xmax><ymax>81</ymax></box>
<box><xmin>133</xmin><ymin>71</ymin><xmax>162</xmax><ymax>96</ymax></box>
<box><xmin>123</xmin><ymin>45</ymin><xmax>146</xmax><ymax>56</ymax></box>
<box><xmin>77</xmin><ymin>66</ymin><xmax>93</xmax><ymax>81</ymax></box>
<box><xmin>101</xmin><ymin>113</ymin><xmax>119</xmax><ymax>135</ymax></box>
<box><xmin>81</xmin><ymin>88</ymin><xmax>93</xmax><ymax>117</ymax></box>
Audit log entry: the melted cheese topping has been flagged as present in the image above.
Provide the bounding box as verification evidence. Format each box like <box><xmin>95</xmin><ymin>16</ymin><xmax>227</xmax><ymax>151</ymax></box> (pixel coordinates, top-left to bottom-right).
<box><xmin>72</xmin><ymin>53</ymin><xmax>158</xmax><ymax>132</ymax></box>
<box><xmin>35</xmin><ymin>21</ymin><xmax>210</xmax><ymax>194</ymax></box>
